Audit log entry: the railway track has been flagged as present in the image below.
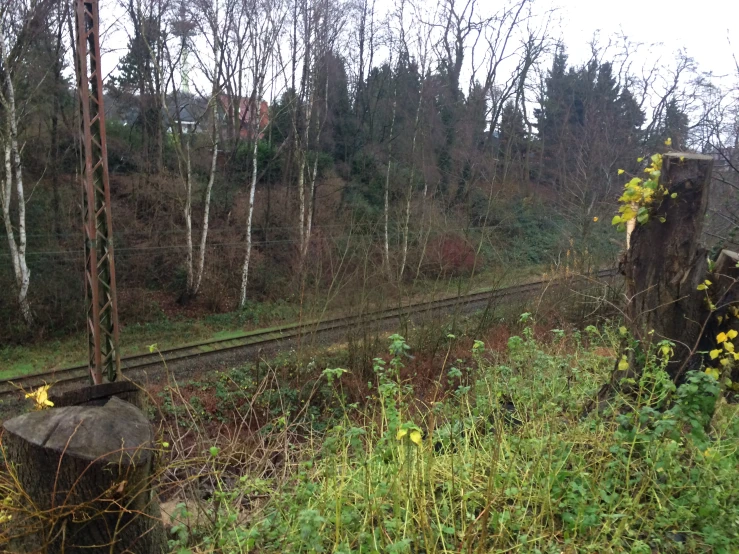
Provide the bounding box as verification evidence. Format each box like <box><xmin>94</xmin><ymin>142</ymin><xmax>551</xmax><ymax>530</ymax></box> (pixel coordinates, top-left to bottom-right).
<box><xmin>0</xmin><ymin>268</ymin><xmax>618</xmax><ymax>399</ymax></box>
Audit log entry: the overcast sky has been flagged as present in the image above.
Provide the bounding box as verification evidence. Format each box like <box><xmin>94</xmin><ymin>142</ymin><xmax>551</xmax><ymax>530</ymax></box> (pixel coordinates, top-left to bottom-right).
<box><xmin>99</xmin><ymin>0</ymin><xmax>739</xmax><ymax>97</ymax></box>
<box><xmin>549</xmin><ymin>0</ymin><xmax>738</xmax><ymax>79</ymax></box>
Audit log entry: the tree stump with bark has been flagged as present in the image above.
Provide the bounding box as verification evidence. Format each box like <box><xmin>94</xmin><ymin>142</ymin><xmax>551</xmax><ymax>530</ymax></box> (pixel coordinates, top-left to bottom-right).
<box><xmin>591</xmin><ymin>152</ymin><xmax>716</xmax><ymax>409</ymax></box>
<box><xmin>2</xmin><ymin>396</ymin><xmax>166</xmax><ymax>553</ymax></box>
<box><xmin>623</xmin><ymin>152</ymin><xmax>714</xmax><ymax>376</ymax></box>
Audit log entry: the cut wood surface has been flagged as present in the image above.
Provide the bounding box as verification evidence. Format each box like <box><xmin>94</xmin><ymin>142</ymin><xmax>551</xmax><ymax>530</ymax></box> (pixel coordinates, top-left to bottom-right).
<box><xmin>2</xmin><ymin>397</ymin><xmax>166</xmax><ymax>553</ymax></box>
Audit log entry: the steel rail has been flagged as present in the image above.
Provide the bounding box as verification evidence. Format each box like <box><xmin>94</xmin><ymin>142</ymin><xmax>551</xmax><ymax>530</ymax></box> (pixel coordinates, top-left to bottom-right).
<box><xmin>0</xmin><ymin>269</ymin><xmax>617</xmax><ymax>398</ymax></box>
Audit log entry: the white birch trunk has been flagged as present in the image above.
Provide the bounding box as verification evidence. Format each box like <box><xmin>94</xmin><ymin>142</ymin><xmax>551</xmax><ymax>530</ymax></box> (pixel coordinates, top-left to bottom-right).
<box><xmin>239</xmin><ymin>135</ymin><xmax>259</xmax><ymax>307</ymax></box>
<box><xmin>302</xmin><ymin>71</ymin><xmax>328</xmax><ymax>261</ymax></box>
<box><xmin>298</xmin><ymin>89</ymin><xmax>315</xmax><ymax>268</ymax></box>
<box><xmin>297</xmin><ymin>148</ymin><xmax>307</xmax><ymax>258</ymax></box>
<box><xmin>302</xmin><ymin>155</ymin><xmax>318</xmax><ymax>260</ymax></box>
<box><xmin>0</xmin><ymin>35</ymin><xmax>32</xmax><ymax>326</ymax></box>
<box><xmin>184</xmin><ymin>137</ymin><xmax>194</xmax><ymax>294</ymax></box>
<box><xmin>193</xmin><ymin>103</ymin><xmax>219</xmax><ymax>295</ymax></box>
<box><xmin>415</xmin><ymin>160</ymin><xmax>430</xmax><ymax>280</ymax></box>
<box><xmin>398</xmin><ymin>76</ymin><xmax>425</xmax><ymax>281</ymax></box>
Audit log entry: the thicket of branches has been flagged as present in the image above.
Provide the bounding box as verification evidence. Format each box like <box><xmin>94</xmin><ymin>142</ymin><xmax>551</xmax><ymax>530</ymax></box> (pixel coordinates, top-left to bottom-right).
<box><xmin>0</xmin><ymin>0</ymin><xmax>738</xmax><ymax>342</ymax></box>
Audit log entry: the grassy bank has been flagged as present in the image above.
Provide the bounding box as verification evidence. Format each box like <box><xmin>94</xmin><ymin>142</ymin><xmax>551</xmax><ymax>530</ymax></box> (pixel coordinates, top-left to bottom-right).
<box><xmin>5</xmin><ymin>319</ymin><xmax>729</xmax><ymax>553</ymax></box>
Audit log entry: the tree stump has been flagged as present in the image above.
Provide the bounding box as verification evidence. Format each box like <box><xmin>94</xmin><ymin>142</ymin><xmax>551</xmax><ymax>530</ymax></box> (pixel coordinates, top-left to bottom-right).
<box><xmin>623</xmin><ymin>152</ymin><xmax>714</xmax><ymax>377</ymax></box>
<box><xmin>589</xmin><ymin>152</ymin><xmax>715</xmax><ymax>411</ymax></box>
<box><xmin>2</xmin><ymin>397</ymin><xmax>166</xmax><ymax>553</ymax></box>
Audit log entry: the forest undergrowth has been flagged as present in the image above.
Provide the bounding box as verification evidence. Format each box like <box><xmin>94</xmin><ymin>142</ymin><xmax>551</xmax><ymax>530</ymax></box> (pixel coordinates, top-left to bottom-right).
<box><xmin>3</xmin><ymin>318</ymin><xmax>739</xmax><ymax>553</ymax></box>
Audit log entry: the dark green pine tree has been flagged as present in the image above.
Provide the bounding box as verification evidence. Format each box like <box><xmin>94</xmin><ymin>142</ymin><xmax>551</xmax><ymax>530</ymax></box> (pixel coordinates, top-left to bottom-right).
<box><xmin>662</xmin><ymin>98</ymin><xmax>690</xmax><ymax>150</ymax></box>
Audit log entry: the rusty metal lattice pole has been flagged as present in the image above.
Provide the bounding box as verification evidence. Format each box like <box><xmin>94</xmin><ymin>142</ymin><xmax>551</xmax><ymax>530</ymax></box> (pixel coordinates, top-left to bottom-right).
<box><xmin>75</xmin><ymin>0</ymin><xmax>120</xmax><ymax>384</ymax></box>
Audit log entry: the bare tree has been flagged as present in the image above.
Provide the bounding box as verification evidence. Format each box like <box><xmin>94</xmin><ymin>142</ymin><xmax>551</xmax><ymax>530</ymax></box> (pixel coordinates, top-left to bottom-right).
<box><xmin>0</xmin><ymin>32</ymin><xmax>31</xmax><ymax>325</ymax></box>
<box><xmin>398</xmin><ymin>0</ymin><xmax>431</xmax><ymax>280</ymax></box>
<box><xmin>0</xmin><ymin>1</ymin><xmax>54</xmax><ymax>326</ymax></box>
<box><xmin>287</xmin><ymin>0</ymin><xmax>342</xmax><ymax>274</ymax></box>
<box><xmin>189</xmin><ymin>0</ymin><xmax>233</xmax><ymax>296</ymax></box>
<box><xmin>239</xmin><ymin>0</ymin><xmax>287</xmax><ymax>307</ymax></box>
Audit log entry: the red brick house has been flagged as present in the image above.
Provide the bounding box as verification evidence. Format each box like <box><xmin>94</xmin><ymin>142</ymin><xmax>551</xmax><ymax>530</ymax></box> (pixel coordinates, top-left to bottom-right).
<box><xmin>218</xmin><ymin>95</ymin><xmax>269</xmax><ymax>141</ymax></box>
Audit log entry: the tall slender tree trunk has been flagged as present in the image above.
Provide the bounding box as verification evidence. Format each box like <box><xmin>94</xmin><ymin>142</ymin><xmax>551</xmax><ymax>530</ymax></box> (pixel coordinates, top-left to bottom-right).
<box><xmin>50</xmin><ymin>85</ymin><xmax>61</xmax><ymax>238</ymax></box>
<box><xmin>239</xmin><ymin>135</ymin><xmax>259</xmax><ymax>307</ymax></box>
<box><xmin>50</xmin><ymin>13</ymin><xmax>63</xmax><ymax>239</ymax></box>
<box><xmin>383</xmin><ymin>78</ymin><xmax>398</xmax><ymax>274</ymax></box>
<box><xmin>183</xmin><ymin>137</ymin><xmax>194</xmax><ymax>294</ymax></box>
<box><xmin>0</xmin><ymin>36</ymin><xmax>32</xmax><ymax>326</ymax></box>
<box><xmin>298</xmin><ymin>89</ymin><xmax>315</xmax><ymax>269</ymax></box>
<box><xmin>193</xmin><ymin>111</ymin><xmax>218</xmax><ymax>295</ymax></box>
<box><xmin>399</xmin><ymin>68</ymin><xmax>425</xmax><ymax>281</ymax></box>
<box><xmin>302</xmin><ymin>70</ymin><xmax>329</xmax><ymax>262</ymax></box>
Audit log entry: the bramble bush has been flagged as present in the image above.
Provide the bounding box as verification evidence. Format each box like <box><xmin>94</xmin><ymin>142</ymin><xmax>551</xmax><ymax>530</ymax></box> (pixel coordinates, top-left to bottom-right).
<box><xmin>144</xmin><ymin>323</ymin><xmax>739</xmax><ymax>553</ymax></box>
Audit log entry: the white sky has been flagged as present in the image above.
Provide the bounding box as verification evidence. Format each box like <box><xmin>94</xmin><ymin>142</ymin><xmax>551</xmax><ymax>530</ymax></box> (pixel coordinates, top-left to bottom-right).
<box><xmin>98</xmin><ymin>0</ymin><xmax>739</xmax><ymax>101</ymax></box>
<box><xmin>550</xmin><ymin>0</ymin><xmax>738</xmax><ymax>79</ymax></box>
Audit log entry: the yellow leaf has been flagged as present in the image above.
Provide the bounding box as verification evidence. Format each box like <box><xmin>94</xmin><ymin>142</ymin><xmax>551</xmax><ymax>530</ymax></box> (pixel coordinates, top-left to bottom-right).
<box><xmin>710</xmin><ymin>349</ymin><xmax>721</xmax><ymax>360</ymax></box>
<box><xmin>396</xmin><ymin>428</ymin><xmax>408</xmax><ymax>440</ymax></box>
<box><xmin>619</xmin><ymin>326</ymin><xmax>628</xmax><ymax>336</ymax></box>
<box><xmin>705</xmin><ymin>280</ymin><xmax>713</xmax><ymax>286</ymax></box>
<box><xmin>680</xmin><ymin>156</ymin><xmax>685</xmax><ymax>162</ymax></box>
<box><xmin>593</xmin><ymin>216</ymin><xmax>598</xmax><ymax>222</ymax></box>
<box><xmin>410</xmin><ymin>430</ymin><xmax>422</xmax><ymax>446</ymax></box>
<box><xmin>621</xmin><ymin>207</ymin><xmax>636</xmax><ymax>221</ymax></box>
<box><xmin>728</xmin><ymin>329</ymin><xmax>738</xmax><ymax>339</ymax></box>
<box><xmin>718</xmin><ymin>315</ymin><xmax>724</xmax><ymax>324</ymax></box>
<box><xmin>717</xmin><ymin>332</ymin><xmax>728</xmax><ymax>344</ymax></box>
<box><xmin>618</xmin><ymin>356</ymin><xmax>629</xmax><ymax>371</ymax></box>
<box><xmin>618</xmin><ymin>169</ymin><xmax>625</xmax><ymax>175</ymax></box>
<box><xmin>665</xmin><ymin>137</ymin><xmax>672</xmax><ymax>146</ymax></box>
<box><xmin>721</xmin><ymin>357</ymin><xmax>730</xmax><ymax>366</ymax></box>
<box><xmin>725</xmin><ymin>342</ymin><xmax>735</xmax><ymax>353</ymax></box>
<box><xmin>705</xmin><ymin>367</ymin><xmax>720</xmax><ymax>380</ymax></box>
<box><xmin>697</xmin><ymin>284</ymin><xmax>708</xmax><ymax>291</ymax></box>
<box><xmin>25</xmin><ymin>384</ymin><xmax>54</xmax><ymax>410</ymax></box>
<box><xmin>637</xmin><ymin>157</ymin><xmax>644</xmax><ymax>162</ymax></box>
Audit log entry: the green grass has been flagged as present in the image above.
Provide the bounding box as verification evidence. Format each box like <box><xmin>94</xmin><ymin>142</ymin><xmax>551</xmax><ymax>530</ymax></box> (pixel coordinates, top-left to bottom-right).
<box><xmin>145</xmin><ymin>323</ymin><xmax>739</xmax><ymax>553</ymax></box>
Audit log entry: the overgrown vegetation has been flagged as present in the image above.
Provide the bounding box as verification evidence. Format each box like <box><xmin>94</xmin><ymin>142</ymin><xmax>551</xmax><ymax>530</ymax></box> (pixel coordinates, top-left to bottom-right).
<box><xmin>5</xmin><ymin>318</ymin><xmax>734</xmax><ymax>553</ymax></box>
<box><xmin>158</xmin><ymin>324</ymin><xmax>739</xmax><ymax>553</ymax></box>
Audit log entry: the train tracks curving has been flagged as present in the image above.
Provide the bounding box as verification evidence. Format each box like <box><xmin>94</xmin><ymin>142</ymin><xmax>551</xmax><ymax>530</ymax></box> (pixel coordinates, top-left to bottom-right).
<box><xmin>0</xmin><ymin>269</ymin><xmax>618</xmax><ymax>400</ymax></box>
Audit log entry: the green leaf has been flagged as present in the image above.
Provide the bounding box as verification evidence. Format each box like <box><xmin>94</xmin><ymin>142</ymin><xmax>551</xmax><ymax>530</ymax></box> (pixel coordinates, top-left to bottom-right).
<box><xmin>637</xmin><ymin>212</ymin><xmax>649</xmax><ymax>224</ymax></box>
<box><xmin>670</xmin><ymin>192</ymin><xmax>677</xmax><ymax>199</ymax></box>
<box><xmin>209</xmin><ymin>446</ymin><xmax>220</xmax><ymax>457</ymax></box>
<box><xmin>612</xmin><ymin>215</ymin><xmax>622</xmax><ymax>225</ymax></box>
